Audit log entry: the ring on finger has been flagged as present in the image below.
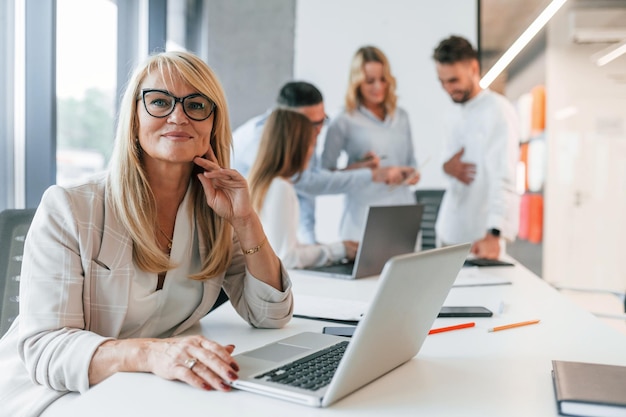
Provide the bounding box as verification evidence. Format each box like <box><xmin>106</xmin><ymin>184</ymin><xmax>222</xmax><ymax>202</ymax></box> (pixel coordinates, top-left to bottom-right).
<box><xmin>184</xmin><ymin>357</ymin><xmax>198</xmax><ymax>370</ymax></box>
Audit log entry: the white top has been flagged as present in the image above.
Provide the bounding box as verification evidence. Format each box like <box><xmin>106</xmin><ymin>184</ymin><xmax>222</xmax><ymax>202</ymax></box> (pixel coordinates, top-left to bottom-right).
<box><xmin>121</xmin><ymin>190</ymin><xmax>203</xmax><ymax>339</ymax></box>
<box><xmin>321</xmin><ymin>106</ymin><xmax>418</xmax><ymax>240</ymax></box>
<box><xmin>436</xmin><ymin>89</ymin><xmax>520</xmax><ymax>244</ymax></box>
<box><xmin>259</xmin><ymin>177</ymin><xmax>346</xmax><ymax>269</ymax></box>
<box><xmin>232</xmin><ymin>111</ymin><xmax>372</xmax><ymax>244</ymax></box>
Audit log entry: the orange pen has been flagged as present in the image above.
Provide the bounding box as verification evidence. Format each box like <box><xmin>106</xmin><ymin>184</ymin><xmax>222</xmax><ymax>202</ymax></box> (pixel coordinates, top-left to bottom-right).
<box><xmin>488</xmin><ymin>319</ymin><xmax>540</xmax><ymax>332</ymax></box>
<box><xmin>429</xmin><ymin>322</ymin><xmax>475</xmax><ymax>335</ymax></box>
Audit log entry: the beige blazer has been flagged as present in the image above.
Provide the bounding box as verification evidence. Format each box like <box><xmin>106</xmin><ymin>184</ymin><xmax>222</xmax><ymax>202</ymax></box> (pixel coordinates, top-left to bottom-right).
<box><xmin>0</xmin><ymin>176</ymin><xmax>292</xmax><ymax>417</ymax></box>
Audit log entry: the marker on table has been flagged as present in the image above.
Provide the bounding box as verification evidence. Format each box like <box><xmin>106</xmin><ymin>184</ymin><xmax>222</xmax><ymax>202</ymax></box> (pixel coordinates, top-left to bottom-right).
<box><xmin>428</xmin><ymin>321</ymin><xmax>475</xmax><ymax>335</ymax></box>
<box><xmin>487</xmin><ymin>319</ymin><xmax>540</xmax><ymax>333</ymax></box>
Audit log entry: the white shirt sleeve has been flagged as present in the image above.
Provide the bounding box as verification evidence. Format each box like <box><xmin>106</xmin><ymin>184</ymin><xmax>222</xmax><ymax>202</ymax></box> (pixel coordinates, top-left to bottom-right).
<box><xmin>484</xmin><ymin>97</ymin><xmax>520</xmax><ymax>241</ymax></box>
<box><xmin>293</xmin><ymin>152</ymin><xmax>371</xmax><ymax>244</ymax></box>
<box><xmin>260</xmin><ymin>178</ymin><xmax>346</xmax><ymax>269</ymax></box>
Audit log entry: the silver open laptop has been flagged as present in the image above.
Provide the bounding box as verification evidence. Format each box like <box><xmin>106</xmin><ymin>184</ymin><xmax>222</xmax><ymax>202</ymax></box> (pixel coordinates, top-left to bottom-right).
<box><xmin>231</xmin><ymin>243</ymin><xmax>471</xmax><ymax>407</ymax></box>
<box><xmin>302</xmin><ymin>204</ymin><xmax>424</xmax><ymax>279</ymax></box>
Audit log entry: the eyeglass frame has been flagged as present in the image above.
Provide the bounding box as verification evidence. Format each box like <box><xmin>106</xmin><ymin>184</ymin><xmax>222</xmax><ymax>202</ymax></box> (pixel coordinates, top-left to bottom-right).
<box><xmin>139</xmin><ymin>89</ymin><xmax>217</xmax><ymax>121</ymax></box>
<box><xmin>310</xmin><ymin>114</ymin><xmax>329</xmax><ymax>128</ymax></box>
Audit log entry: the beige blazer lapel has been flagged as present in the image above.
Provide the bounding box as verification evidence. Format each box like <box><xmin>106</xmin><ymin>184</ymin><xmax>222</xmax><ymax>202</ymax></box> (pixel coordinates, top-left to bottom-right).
<box><xmin>82</xmin><ymin>184</ymin><xmax>134</xmax><ymax>336</ymax></box>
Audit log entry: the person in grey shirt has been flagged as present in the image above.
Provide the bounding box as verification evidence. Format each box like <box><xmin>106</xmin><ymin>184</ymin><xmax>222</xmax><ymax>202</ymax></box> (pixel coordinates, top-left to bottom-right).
<box><xmin>232</xmin><ymin>81</ymin><xmax>415</xmax><ymax>244</ymax></box>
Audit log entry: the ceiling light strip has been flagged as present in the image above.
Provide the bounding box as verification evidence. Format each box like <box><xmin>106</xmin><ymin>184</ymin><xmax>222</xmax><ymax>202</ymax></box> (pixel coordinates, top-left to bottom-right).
<box><xmin>594</xmin><ymin>39</ymin><xmax>626</xmax><ymax>66</ymax></box>
<box><xmin>480</xmin><ymin>0</ymin><xmax>569</xmax><ymax>89</ymax></box>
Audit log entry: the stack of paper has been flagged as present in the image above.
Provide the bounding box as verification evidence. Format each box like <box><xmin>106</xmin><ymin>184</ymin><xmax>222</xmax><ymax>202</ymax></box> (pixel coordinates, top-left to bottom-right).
<box><xmin>293</xmin><ymin>295</ymin><xmax>367</xmax><ymax>323</ymax></box>
<box><xmin>453</xmin><ymin>268</ymin><xmax>512</xmax><ymax>287</ymax></box>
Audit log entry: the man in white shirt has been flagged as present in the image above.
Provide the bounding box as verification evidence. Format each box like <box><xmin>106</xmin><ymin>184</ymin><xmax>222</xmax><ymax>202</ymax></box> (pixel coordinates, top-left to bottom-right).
<box><xmin>232</xmin><ymin>81</ymin><xmax>413</xmax><ymax>244</ymax></box>
<box><xmin>432</xmin><ymin>36</ymin><xmax>519</xmax><ymax>259</ymax></box>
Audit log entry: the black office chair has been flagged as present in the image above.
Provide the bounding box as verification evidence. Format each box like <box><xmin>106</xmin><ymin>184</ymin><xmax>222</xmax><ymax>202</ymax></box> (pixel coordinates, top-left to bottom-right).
<box><xmin>0</xmin><ymin>208</ymin><xmax>36</xmax><ymax>337</ymax></box>
<box><xmin>414</xmin><ymin>189</ymin><xmax>445</xmax><ymax>251</ymax></box>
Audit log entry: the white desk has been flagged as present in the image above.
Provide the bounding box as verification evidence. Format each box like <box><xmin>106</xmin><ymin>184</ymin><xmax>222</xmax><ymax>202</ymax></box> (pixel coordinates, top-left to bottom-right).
<box><xmin>44</xmin><ymin>263</ymin><xmax>626</xmax><ymax>417</ymax></box>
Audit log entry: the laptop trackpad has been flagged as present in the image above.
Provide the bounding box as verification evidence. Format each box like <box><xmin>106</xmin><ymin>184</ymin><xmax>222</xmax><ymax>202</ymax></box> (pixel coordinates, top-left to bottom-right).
<box><xmin>244</xmin><ymin>343</ymin><xmax>311</xmax><ymax>362</ymax></box>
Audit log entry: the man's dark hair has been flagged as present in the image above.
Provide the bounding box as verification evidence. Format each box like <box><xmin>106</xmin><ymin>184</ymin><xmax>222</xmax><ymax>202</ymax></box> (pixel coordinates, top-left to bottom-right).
<box><xmin>276</xmin><ymin>81</ymin><xmax>323</xmax><ymax>108</ymax></box>
<box><xmin>432</xmin><ymin>35</ymin><xmax>478</xmax><ymax>64</ymax></box>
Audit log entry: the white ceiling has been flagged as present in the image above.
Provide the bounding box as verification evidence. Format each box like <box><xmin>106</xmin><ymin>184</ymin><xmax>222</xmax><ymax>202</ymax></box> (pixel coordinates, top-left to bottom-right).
<box><xmin>480</xmin><ymin>0</ymin><xmax>552</xmax><ymax>72</ymax></box>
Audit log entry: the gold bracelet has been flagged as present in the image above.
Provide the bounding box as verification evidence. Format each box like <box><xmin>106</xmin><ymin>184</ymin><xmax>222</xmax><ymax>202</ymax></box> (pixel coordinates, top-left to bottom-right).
<box><xmin>243</xmin><ymin>237</ymin><xmax>267</xmax><ymax>255</ymax></box>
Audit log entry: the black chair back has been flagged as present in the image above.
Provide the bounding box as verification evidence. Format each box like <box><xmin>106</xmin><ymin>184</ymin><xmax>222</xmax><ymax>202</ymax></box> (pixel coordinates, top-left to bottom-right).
<box><xmin>414</xmin><ymin>189</ymin><xmax>445</xmax><ymax>251</ymax></box>
<box><xmin>0</xmin><ymin>209</ymin><xmax>36</xmax><ymax>337</ymax></box>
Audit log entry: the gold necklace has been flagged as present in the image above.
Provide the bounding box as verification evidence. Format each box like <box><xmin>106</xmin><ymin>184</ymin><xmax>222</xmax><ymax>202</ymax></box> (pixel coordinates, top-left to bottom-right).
<box><xmin>157</xmin><ymin>226</ymin><xmax>173</xmax><ymax>251</ymax></box>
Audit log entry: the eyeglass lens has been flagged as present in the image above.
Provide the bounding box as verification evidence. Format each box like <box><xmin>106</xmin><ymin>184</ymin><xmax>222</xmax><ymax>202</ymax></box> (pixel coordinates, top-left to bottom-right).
<box><xmin>143</xmin><ymin>90</ymin><xmax>215</xmax><ymax>121</ymax></box>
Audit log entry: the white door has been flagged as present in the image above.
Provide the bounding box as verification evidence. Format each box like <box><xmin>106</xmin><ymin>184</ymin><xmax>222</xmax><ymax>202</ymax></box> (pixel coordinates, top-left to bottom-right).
<box><xmin>544</xmin><ymin>98</ymin><xmax>626</xmax><ymax>293</ymax></box>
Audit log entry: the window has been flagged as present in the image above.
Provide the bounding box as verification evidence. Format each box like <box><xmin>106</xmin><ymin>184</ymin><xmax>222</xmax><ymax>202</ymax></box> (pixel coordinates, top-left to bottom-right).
<box><xmin>0</xmin><ymin>0</ymin><xmax>17</xmax><ymax>210</ymax></box>
<box><xmin>56</xmin><ymin>0</ymin><xmax>117</xmax><ymax>186</ymax></box>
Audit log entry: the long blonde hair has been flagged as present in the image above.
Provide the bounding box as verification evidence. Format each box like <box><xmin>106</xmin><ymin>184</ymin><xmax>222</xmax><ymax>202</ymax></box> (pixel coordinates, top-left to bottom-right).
<box><xmin>107</xmin><ymin>51</ymin><xmax>233</xmax><ymax>280</ymax></box>
<box><xmin>248</xmin><ymin>109</ymin><xmax>315</xmax><ymax>212</ymax></box>
<box><xmin>345</xmin><ymin>46</ymin><xmax>398</xmax><ymax>115</ymax></box>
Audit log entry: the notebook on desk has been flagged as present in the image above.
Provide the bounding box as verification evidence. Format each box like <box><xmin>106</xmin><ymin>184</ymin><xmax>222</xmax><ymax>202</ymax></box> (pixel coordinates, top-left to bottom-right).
<box><xmin>301</xmin><ymin>204</ymin><xmax>424</xmax><ymax>279</ymax></box>
<box><xmin>230</xmin><ymin>243</ymin><xmax>471</xmax><ymax>407</ymax></box>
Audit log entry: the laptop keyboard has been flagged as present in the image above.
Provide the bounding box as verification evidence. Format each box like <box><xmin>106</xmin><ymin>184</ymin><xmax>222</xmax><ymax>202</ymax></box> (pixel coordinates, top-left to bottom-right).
<box><xmin>254</xmin><ymin>341</ymin><xmax>349</xmax><ymax>391</ymax></box>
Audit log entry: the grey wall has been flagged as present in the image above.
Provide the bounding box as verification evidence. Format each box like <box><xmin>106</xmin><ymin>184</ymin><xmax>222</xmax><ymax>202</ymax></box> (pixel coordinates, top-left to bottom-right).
<box><xmin>204</xmin><ymin>0</ymin><xmax>296</xmax><ymax>129</ymax></box>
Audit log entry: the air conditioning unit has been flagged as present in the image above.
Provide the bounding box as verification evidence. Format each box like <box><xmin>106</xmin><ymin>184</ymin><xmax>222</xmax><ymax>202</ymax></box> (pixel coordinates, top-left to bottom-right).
<box><xmin>570</xmin><ymin>8</ymin><xmax>626</xmax><ymax>43</ymax></box>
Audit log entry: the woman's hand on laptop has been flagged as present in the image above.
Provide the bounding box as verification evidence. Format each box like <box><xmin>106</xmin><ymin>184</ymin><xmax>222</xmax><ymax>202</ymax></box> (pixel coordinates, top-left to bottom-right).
<box><xmin>146</xmin><ymin>335</ymin><xmax>239</xmax><ymax>392</ymax></box>
<box><xmin>343</xmin><ymin>240</ymin><xmax>359</xmax><ymax>260</ymax></box>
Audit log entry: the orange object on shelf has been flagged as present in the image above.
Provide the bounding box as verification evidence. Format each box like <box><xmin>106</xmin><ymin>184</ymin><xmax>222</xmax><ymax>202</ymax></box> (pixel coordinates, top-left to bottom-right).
<box><xmin>530</xmin><ymin>85</ymin><xmax>546</xmax><ymax>136</ymax></box>
<box><xmin>528</xmin><ymin>194</ymin><xmax>544</xmax><ymax>243</ymax></box>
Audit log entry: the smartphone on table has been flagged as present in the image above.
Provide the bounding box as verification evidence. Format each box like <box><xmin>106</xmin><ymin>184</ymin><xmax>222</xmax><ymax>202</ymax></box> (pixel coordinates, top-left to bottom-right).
<box><xmin>438</xmin><ymin>306</ymin><xmax>493</xmax><ymax>317</ymax></box>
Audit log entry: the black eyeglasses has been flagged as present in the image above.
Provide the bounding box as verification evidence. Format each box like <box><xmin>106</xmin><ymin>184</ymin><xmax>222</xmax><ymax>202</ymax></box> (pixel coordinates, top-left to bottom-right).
<box><xmin>140</xmin><ymin>89</ymin><xmax>216</xmax><ymax>121</ymax></box>
<box><xmin>311</xmin><ymin>115</ymin><xmax>329</xmax><ymax>128</ymax></box>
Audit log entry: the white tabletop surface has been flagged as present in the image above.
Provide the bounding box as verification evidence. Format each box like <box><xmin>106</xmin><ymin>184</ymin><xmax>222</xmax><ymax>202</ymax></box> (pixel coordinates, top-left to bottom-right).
<box><xmin>43</xmin><ymin>262</ymin><xmax>626</xmax><ymax>417</ymax></box>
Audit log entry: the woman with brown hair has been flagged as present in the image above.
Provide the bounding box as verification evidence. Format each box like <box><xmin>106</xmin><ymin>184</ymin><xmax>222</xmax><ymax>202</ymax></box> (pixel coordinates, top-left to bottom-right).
<box><xmin>249</xmin><ymin>108</ymin><xmax>358</xmax><ymax>269</ymax></box>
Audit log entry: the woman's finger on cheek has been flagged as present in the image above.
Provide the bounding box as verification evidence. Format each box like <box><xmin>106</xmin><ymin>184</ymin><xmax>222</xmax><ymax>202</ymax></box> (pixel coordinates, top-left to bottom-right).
<box><xmin>202</xmin><ymin>171</ymin><xmax>239</xmax><ymax>189</ymax></box>
<box><xmin>197</xmin><ymin>174</ymin><xmax>216</xmax><ymax>199</ymax></box>
<box><xmin>194</xmin><ymin>156</ymin><xmax>219</xmax><ymax>171</ymax></box>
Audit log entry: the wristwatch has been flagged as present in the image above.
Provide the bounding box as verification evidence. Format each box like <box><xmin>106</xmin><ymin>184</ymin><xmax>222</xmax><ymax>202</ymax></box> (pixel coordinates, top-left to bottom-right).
<box><xmin>488</xmin><ymin>228</ymin><xmax>501</xmax><ymax>237</ymax></box>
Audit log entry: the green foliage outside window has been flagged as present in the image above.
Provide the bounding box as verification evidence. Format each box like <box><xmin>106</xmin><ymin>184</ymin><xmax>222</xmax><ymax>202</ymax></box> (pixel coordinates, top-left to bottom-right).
<box><xmin>57</xmin><ymin>87</ymin><xmax>115</xmax><ymax>163</ymax></box>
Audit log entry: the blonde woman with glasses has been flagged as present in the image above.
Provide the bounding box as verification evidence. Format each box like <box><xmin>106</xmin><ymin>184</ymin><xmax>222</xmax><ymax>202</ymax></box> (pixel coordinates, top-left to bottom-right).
<box><xmin>249</xmin><ymin>108</ymin><xmax>358</xmax><ymax>269</ymax></box>
<box><xmin>0</xmin><ymin>51</ymin><xmax>293</xmax><ymax>416</ymax></box>
<box><xmin>321</xmin><ymin>46</ymin><xmax>421</xmax><ymax>241</ymax></box>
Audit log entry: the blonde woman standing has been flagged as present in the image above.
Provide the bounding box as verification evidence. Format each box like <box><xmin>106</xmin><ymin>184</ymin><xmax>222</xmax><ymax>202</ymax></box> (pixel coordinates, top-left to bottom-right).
<box><xmin>321</xmin><ymin>46</ymin><xmax>420</xmax><ymax>240</ymax></box>
<box><xmin>249</xmin><ymin>108</ymin><xmax>358</xmax><ymax>269</ymax></box>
